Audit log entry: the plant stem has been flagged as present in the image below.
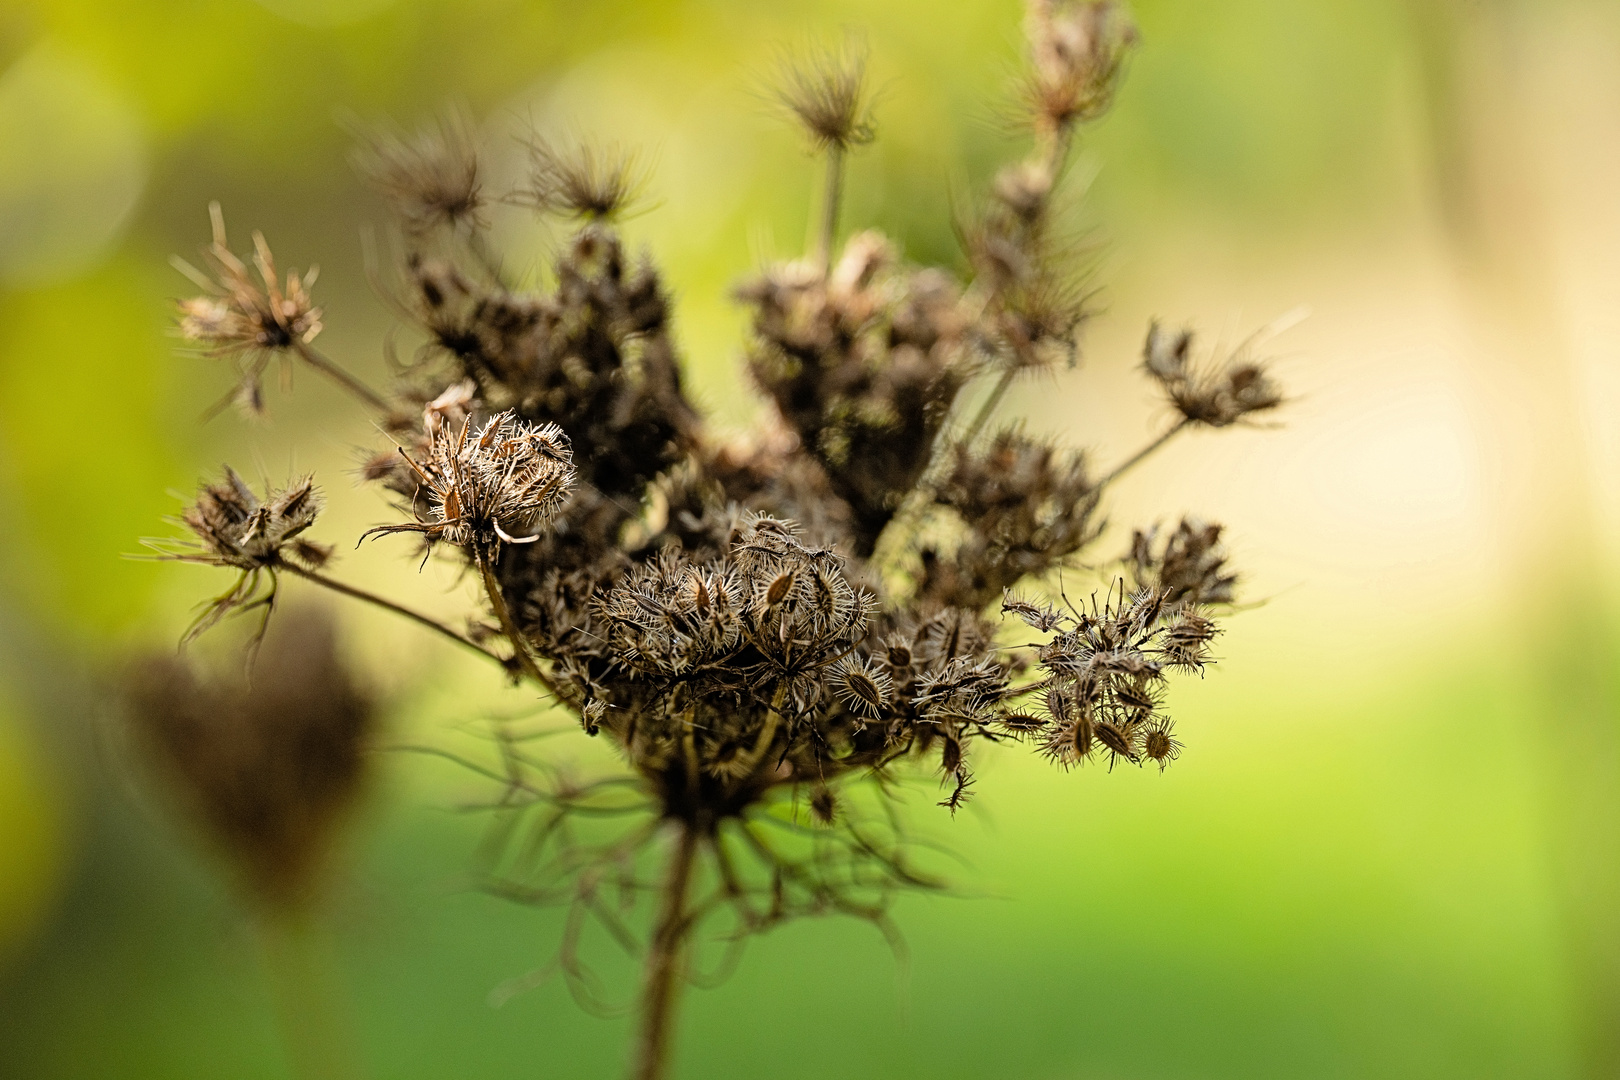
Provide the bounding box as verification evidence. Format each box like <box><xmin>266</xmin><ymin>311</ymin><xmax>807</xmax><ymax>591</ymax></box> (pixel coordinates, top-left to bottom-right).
<box><xmin>282</xmin><ymin>563</ymin><xmax>504</xmax><ymax>667</ymax></box>
<box><xmin>475</xmin><ymin>549</ymin><xmax>558</xmax><ymax>696</ymax></box>
<box><xmin>630</xmin><ymin>822</ymin><xmax>700</xmax><ymax>1080</ymax></box>
<box><xmin>961</xmin><ymin>367</ymin><xmax>1017</xmax><ymax>448</ymax></box>
<box><xmin>256</xmin><ymin>910</ymin><xmax>366</xmax><ymax>1080</ymax></box>
<box><xmin>292</xmin><ymin>340</ymin><xmax>390</xmax><ymax>413</ymax></box>
<box><xmin>816</xmin><ymin>145</ymin><xmax>845</xmax><ymax>274</ymax></box>
<box><xmin>1095</xmin><ymin>418</ymin><xmax>1191</xmax><ymax>490</ymax></box>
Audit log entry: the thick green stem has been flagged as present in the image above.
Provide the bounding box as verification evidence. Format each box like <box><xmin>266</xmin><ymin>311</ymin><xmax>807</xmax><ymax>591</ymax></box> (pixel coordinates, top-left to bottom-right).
<box><xmin>257</xmin><ymin>911</ymin><xmax>366</xmax><ymax>1080</ymax></box>
<box><xmin>630</xmin><ymin>822</ymin><xmax>701</xmax><ymax>1080</ymax></box>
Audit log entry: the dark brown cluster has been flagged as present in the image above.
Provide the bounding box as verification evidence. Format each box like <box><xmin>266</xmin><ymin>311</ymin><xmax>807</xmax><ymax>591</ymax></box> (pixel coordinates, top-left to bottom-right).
<box><xmin>124</xmin><ymin>606</ymin><xmax>375</xmax><ymax>911</ymax></box>
<box><xmin>920</xmin><ymin>428</ymin><xmax>1101</xmax><ymax>609</ymax></box>
<box><xmin>741</xmin><ymin>232</ymin><xmax>970</xmax><ymax>554</ymax></box>
<box><xmin>1129</xmin><ymin>517</ymin><xmax>1237</xmax><ymax>606</ymax></box>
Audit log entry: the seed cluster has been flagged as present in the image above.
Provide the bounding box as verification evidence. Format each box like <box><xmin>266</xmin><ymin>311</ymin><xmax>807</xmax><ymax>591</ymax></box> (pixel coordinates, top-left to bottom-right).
<box><xmin>364</xmin><ymin>409</ymin><xmax>575</xmax><ymax>555</ymax></box>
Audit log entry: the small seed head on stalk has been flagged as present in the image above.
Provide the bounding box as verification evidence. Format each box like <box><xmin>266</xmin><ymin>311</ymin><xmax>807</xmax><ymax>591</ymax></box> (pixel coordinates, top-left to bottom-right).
<box><xmin>1023</xmin><ymin>0</ymin><xmax>1137</xmax><ymax>135</ymax></box>
<box><xmin>772</xmin><ymin>38</ymin><xmax>877</xmax><ymax>152</ymax></box>
<box><xmin>352</xmin><ymin>109</ymin><xmax>485</xmax><ymax>234</ymax></box>
<box><xmin>514</xmin><ymin>135</ymin><xmax>646</xmax><ymax>221</ymax></box>
<box><xmin>146</xmin><ymin>469</ymin><xmax>333</xmax><ymax>644</ymax></box>
<box><xmin>173</xmin><ymin>204</ymin><xmax>323</xmax><ymax>416</ymax></box>
<box><xmin>1143</xmin><ymin>320</ymin><xmax>1285</xmax><ymax>428</ymax></box>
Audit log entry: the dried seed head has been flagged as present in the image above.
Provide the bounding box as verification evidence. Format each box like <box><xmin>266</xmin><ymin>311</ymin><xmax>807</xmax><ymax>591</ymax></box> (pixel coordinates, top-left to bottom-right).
<box><xmin>1142</xmin><ymin>321</ymin><xmax>1285</xmax><ymax>428</ymax></box>
<box><xmin>173</xmin><ymin>204</ymin><xmax>323</xmax><ymax>415</ymax></box>
<box><xmin>365</xmin><ymin>410</ymin><xmax>575</xmax><ymax>554</ymax></box>
<box><xmin>1130</xmin><ymin>517</ymin><xmax>1237</xmax><ymax>606</ymax></box>
<box><xmin>1023</xmin><ymin>0</ymin><xmax>1137</xmax><ymax>133</ymax></box>
<box><xmin>772</xmin><ymin>39</ymin><xmax>877</xmax><ymax>151</ymax></box>
<box><xmin>352</xmin><ymin>111</ymin><xmax>484</xmax><ymax>233</ymax></box>
<box><xmin>175</xmin><ymin>468</ymin><xmax>329</xmax><ymax>573</ymax></box>
<box><xmin>515</xmin><ymin>135</ymin><xmax>645</xmax><ymax>221</ymax></box>
<box><xmin>810</xmin><ymin>785</ymin><xmax>838</xmax><ymax>824</ymax></box>
<box><xmin>123</xmin><ymin>605</ymin><xmax>375</xmax><ymax>912</ymax></box>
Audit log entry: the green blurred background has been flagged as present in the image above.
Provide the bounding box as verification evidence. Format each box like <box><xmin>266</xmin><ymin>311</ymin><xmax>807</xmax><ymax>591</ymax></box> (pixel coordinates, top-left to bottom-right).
<box><xmin>3</xmin><ymin>0</ymin><xmax>1620</xmax><ymax>1076</ymax></box>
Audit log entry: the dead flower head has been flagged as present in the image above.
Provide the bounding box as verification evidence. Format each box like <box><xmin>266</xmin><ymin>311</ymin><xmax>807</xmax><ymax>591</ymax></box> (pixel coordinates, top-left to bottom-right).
<box><xmin>1143</xmin><ymin>320</ymin><xmax>1284</xmax><ymax>428</ymax></box>
<box><xmin>1024</xmin><ymin>0</ymin><xmax>1137</xmax><ymax>133</ymax></box>
<box><xmin>150</xmin><ymin>468</ymin><xmax>332</xmax><ymax>642</ymax></box>
<box><xmin>124</xmin><ymin>605</ymin><xmax>376</xmax><ymax>912</ymax></box>
<box><xmin>514</xmin><ymin>135</ymin><xmax>646</xmax><ymax>221</ymax></box>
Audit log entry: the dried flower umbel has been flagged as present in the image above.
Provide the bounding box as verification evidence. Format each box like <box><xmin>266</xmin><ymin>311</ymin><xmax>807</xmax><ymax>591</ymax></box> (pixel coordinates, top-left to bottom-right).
<box><xmin>154</xmin><ymin>4</ymin><xmax>1286</xmax><ymax>1078</ymax></box>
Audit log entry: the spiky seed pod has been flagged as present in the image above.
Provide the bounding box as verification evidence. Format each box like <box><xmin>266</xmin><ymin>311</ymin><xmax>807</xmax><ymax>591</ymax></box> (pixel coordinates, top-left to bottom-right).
<box><xmin>365</xmin><ymin>410</ymin><xmax>575</xmax><ymax>553</ymax></box>
<box><xmin>123</xmin><ymin>606</ymin><xmax>375</xmax><ymax>912</ymax></box>
<box><xmin>352</xmin><ymin>110</ymin><xmax>484</xmax><ymax>233</ymax></box>
<box><xmin>830</xmin><ymin>656</ymin><xmax>891</xmax><ymax>720</ymax></box>
<box><xmin>1142</xmin><ymin>718</ymin><xmax>1182</xmax><ymax>771</ymax></box>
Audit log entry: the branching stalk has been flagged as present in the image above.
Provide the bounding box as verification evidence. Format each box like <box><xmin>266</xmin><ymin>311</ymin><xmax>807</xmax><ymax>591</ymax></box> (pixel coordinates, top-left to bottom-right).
<box><xmin>282</xmin><ymin>563</ymin><xmax>504</xmax><ymax>666</ymax></box>
<box><xmin>1096</xmin><ymin>418</ymin><xmax>1191</xmax><ymax>490</ymax></box>
<box><xmin>291</xmin><ymin>340</ymin><xmax>390</xmax><ymax>412</ymax></box>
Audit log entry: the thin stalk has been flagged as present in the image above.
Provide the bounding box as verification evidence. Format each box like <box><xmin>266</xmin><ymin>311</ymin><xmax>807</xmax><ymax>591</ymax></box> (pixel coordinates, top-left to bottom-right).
<box><xmin>282</xmin><ymin>563</ymin><xmax>504</xmax><ymax>667</ymax></box>
<box><xmin>961</xmin><ymin>367</ymin><xmax>1017</xmax><ymax>448</ymax></box>
<box><xmin>815</xmin><ymin>145</ymin><xmax>845</xmax><ymax>274</ymax></box>
<box><xmin>256</xmin><ymin>910</ymin><xmax>366</xmax><ymax>1080</ymax></box>
<box><xmin>291</xmin><ymin>340</ymin><xmax>390</xmax><ymax>413</ymax></box>
<box><xmin>475</xmin><ymin>549</ymin><xmax>559</xmax><ymax>696</ymax></box>
<box><xmin>630</xmin><ymin>822</ymin><xmax>700</xmax><ymax>1080</ymax></box>
<box><xmin>1095</xmin><ymin>418</ymin><xmax>1191</xmax><ymax>490</ymax></box>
